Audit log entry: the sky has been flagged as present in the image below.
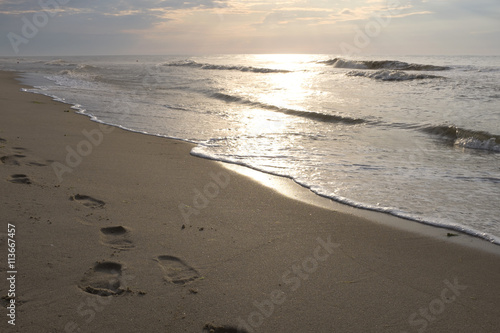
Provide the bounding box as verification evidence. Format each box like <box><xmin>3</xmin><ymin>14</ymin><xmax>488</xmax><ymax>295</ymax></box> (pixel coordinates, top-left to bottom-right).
<box><xmin>0</xmin><ymin>0</ymin><xmax>499</xmax><ymax>56</ymax></box>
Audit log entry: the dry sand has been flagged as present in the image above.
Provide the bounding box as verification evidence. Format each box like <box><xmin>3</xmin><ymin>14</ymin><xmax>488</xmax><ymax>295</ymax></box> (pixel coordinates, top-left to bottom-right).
<box><xmin>1</xmin><ymin>70</ymin><xmax>500</xmax><ymax>332</ymax></box>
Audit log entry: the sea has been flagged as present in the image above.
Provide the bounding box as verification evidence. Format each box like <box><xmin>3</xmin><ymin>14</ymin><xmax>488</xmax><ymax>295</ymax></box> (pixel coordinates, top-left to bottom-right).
<box><xmin>1</xmin><ymin>54</ymin><xmax>499</xmax><ymax>244</ymax></box>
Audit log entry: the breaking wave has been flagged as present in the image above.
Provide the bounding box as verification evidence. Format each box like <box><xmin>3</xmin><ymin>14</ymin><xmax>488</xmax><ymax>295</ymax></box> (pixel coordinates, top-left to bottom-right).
<box><xmin>321</xmin><ymin>58</ymin><xmax>450</xmax><ymax>71</ymax></box>
<box><xmin>164</xmin><ymin>60</ymin><xmax>291</xmax><ymax>73</ymax></box>
<box><xmin>43</xmin><ymin>64</ymin><xmax>103</xmax><ymax>89</ymax></box>
<box><xmin>346</xmin><ymin>70</ymin><xmax>444</xmax><ymax>81</ymax></box>
<box><xmin>44</xmin><ymin>59</ymin><xmax>77</xmax><ymax>66</ymax></box>
<box><xmin>211</xmin><ymin>92</ymin><xmax>365</xmax><ymax>125</ymax></box>
<box><xmin>421</xmin><ymin>125</ymin><xmax>500</xmax><ymax>152</ymax></box>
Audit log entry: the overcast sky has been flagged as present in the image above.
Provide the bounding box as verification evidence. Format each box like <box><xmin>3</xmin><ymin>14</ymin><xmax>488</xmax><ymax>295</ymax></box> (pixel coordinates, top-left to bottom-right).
<box><xmin>1</xmin><ymin>0</ymin><xmax>499</xmax><ymax>56</ymax></box>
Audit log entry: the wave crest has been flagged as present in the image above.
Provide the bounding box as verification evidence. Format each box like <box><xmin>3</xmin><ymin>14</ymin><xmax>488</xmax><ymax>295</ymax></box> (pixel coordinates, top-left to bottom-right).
<box><xmin>421</xmin><ymin>125</ymin><xmax>500</xmax><ymax>152</ymax></box>
<box><xmin>164</xmin><ymin>60</ymin><xmax>291</xmax><ymax>73</ymax></box>
<box><xmin>211</xmin><ymin>92</ymin><xmax>365</xmax><ymax>125</ymax></box>
<box><xmin>346</xmin><ymin>70</ymin><xmax>444</xmax><ymax>81</ymax></box>
<box><xmin>321</xmin><ymin>58</ymin><xmax>449</xmax><ymax>71</ymax></box>
<box><xmin>44</xmin><ymin>59</ymin><xmax>77</xmax><ymax>66</ymax></box>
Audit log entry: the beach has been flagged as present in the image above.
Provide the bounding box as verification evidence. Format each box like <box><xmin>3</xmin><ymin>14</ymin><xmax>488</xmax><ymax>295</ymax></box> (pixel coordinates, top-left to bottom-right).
<box><xmin>1</xmin><ymin>69</ymin><xmax>500</xmax><ymax>332</ymax></box>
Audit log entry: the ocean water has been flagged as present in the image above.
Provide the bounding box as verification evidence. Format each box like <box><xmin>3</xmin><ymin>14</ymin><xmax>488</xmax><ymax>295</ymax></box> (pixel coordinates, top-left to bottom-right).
<box><xmin>1</xmin><ymin>54</ymin><xmax>499</xmax><ymax>244</ymax></box>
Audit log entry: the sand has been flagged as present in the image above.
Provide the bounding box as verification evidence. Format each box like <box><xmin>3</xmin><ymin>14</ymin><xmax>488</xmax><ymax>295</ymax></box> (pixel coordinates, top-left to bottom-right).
<box><xmin>1</xmin><ymin>70</ymin><xmax>500</xmax><ymax>332</ymax></box>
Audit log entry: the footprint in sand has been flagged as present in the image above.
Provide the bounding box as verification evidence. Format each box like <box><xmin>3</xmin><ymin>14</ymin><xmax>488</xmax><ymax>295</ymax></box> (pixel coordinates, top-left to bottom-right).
<box><xmin>8</xmin><ymin>174</ymin><xmax>31</xmax><ymax>184</ymax></box>
<box><xmin>1</xmin><ymin>154</ymin><xmax>47</xmax><ymax>167</ymax></box>
<box><xmin>1</xmin><ymin>296</ymin><xmax>12</xmax><ymax>308</ymax></box>
<box><xmin>0</xmin><ymin>155</ymin><xmax>24</xmax><ymax>166</ymax></box>
<box><xmin>100</xmin><ymin>226</ymin><xmax>134</xmax><ymax>250</ymax></box>
<box><xmin>203</xmin><ymin>323</ymin><xmax>246</xmax><ymax>333</ymax></box>
<box><xmin>27</xmin><ymin>161</ymin><xmax>48</xmax><ymax>167</ymax></box>
<box><xmin>79</xmin><ymin>261</ymin><xmax>124</xmax><ymax>296</ymax></box>
<box><xmin>156</xmin><ymin>255</ymin><xmax>200</xmax><ymax>285</ymax></box>
<box><xmin>70</xmin><ymin>194</ymin><xmax>105</xmax><ymax>208</ymax></box>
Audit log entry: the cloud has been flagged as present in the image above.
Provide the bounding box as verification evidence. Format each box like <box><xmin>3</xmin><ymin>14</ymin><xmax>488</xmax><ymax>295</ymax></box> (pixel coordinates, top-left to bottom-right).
<box><xmin>0</xmin><ymin>0</ymin><xmax>499</xmax><ymax>55</ymax></box>
<box><xmin>257</xmin><ymin>9</ymin><xmax>331</xmax><ymax>27</ymax></box>
<box><xmin>0</xmin><ymin>0</ymin><xmax>228</xmax><ymax>17</ymax></box>
<box><xmin>0</xmin><ymin>0</ymin><xmax>230</xmax><ymax>51</ymax></box>
<box><xmin>157</xmin><ymin>0</ymin><xmax>227</xmax><ymax>10</ymax></box>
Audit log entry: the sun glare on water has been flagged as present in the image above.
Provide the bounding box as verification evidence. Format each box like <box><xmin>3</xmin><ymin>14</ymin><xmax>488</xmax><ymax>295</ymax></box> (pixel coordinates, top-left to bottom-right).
<box><xmin>229</xmin><ymin>54</ymin><xmax>323</xmax><ymax>160</ymax></box>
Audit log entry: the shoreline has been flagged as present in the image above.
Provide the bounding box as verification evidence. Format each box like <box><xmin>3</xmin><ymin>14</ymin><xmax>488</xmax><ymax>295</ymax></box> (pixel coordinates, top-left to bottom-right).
<box><xmin>1</xmin><ymin>70</ymin><xmax>500</xmax><ymax>332</ymax></box>
<box><xmin>221</xmin><ymin>162</ymin><xmax>500</xmax><ymax>254</ymax></box>
<box><xmin>14</xmin><ymin>69</ymin><xmax>500</xmax><ymax>251</ymax></box>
